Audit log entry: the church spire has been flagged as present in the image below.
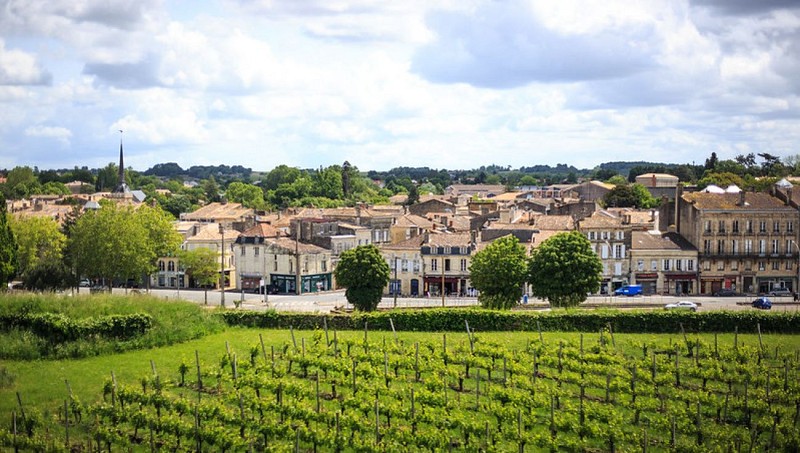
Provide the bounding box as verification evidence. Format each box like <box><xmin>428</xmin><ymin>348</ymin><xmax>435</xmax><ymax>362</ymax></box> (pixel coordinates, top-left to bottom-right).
<box><xmin>113</xmin><ymin>130</ymin><xmax>130</xmax><ymax>194</ymax></box>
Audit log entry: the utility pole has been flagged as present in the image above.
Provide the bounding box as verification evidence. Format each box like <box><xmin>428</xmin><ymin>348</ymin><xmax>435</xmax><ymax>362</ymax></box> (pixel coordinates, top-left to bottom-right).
<box><xmin>263</xmin><ymin>239</ymin><xmax>268</xmax><ymax>305</ymax></box>
<box><xmin>219</xmin><ymin>223</ymin><xmax>226</xmax><ymax>308</ymax></box>
<box><xmin>441</xmin><ymin>257</ymin><xmax>445</xmax><ymax>308</ymax></box>
<box><xmin>295</xmin><ymin>219</ymin><xmax>301</xmax><ymax>295</ymax></box>
<box><xmin>393</xmin><ymin>256</ymin><xmax>399</xmax><ymax>308</ymax></box>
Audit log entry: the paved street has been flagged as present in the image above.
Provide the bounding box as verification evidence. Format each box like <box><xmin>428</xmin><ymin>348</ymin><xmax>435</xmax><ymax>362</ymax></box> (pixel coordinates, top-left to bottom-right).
<box><xmin>109</xmin><ymin>287</ymin><xmax>800</xmax><ymax>313</ymax></box>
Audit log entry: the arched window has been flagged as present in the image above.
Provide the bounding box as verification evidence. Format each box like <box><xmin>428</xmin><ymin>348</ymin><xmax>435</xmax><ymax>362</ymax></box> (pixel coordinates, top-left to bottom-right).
<box><xmin>158</xmin><ymin>261</ymin><xmax>165</xmax><ymax>271</ymax></box>
<box><xmin>168</xmin><ymin>261</ymin><xmax>175</xmax><ymax>272</ymax></box>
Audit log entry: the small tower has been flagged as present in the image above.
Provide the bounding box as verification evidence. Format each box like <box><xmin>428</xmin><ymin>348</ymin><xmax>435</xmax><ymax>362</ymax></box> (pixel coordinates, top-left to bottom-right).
<box><xmin>113</xmin><ymin>130</ymin><xmax>130</xmax><ymax>194</ymax></box>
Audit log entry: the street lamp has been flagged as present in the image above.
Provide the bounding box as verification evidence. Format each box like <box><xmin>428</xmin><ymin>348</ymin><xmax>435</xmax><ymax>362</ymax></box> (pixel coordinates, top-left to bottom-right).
<box><xmin>262</xmin><ymin>240</ymin><xmax>269</xmax><ymax>306</ymax></box>
<box><xmin>792</xmin><ymin>240</ymin><xmax>800</xmax><ymax>298</ymax></box>
<box><xmin>219</xmin><ymin>223</ymin><xmax>226</xmax><ymax>308</ymax></box>
<box><xmin>393</xmin><ymin>256</ymin><xmax>399</xmax><ymax>308</ymax></box>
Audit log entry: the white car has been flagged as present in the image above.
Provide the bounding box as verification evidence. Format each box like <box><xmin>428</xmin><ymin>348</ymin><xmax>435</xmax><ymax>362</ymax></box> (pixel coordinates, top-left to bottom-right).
<box><xmin>664</xmin><ymin>301</ymin><xmax>698</xmax><ymax>312</ymax></box>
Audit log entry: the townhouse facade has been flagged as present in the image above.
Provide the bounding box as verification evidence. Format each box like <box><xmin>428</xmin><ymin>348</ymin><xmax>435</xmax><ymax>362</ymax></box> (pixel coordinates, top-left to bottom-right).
<box><xmin>677</xmin><ymin>191</ymin><xmax>800</xmax><ymax>295</ymax></box>
<box><xmin>421</xmin><ymin>232</ymin><xmax>475</xmax><ymax>296</ymax></box>
<box><xmin>578</xmin><ymin>211</ymin><xmax>633</xmax><ymax>294</ymax></box>
<box><xmin>381</xmin><ymin>236</ymin><xmax>426</xmax><ymax>297</ymax></box>
<box><xmin>629</xmin><ymin>231</ymin><xmax>699</xmax><ymax>295</ymax></box>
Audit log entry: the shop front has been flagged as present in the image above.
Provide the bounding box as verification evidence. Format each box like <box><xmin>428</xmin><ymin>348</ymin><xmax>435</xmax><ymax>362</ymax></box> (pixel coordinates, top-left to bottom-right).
<box><xmin>423</xmin><ymin>276</ymin><xmax>462</xmax><ymax>296</ymax></box>
<box><xmin>700</xmin><ymin>277</ymin><xmax>723</xmax><ymax>295</ymax></box>
<box><xmin>271</xmin><ymin>273</ymin><xmax>332</xmax><ymax>294</ymax></box>
<box><xmin>634</xmin><ymin>273</ymin><xmax>657</xmax><ymax>295</ymax></box>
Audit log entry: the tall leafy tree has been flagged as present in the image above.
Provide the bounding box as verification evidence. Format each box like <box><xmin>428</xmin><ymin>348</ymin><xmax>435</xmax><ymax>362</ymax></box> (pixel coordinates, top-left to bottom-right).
<box><xmin>179</xmin><ymin>248</ymin><xmax>219</xmax><ymax>304</ymax></box>
<box><xmin>9</xmin><ymin>216</ymin><xmax>66</xmax><ymax>278</ymax></box>
<box><xmin>225</xmin><ymin>181</ymin><xmax>265</xmax><ymax>209</ymax></box>
<box><xmin>469</xmin><ymin>235</ymin><xmax>528</xmax><ymax>309</ymax></box>
<box><xmin>68</xmin><ymin>203</ymin><xmax>168</xmax><ymax>288</ymax></box>
<box><xmin>334</xmin><ymin>244</ymin><xmax>390</xmax><ymax>311</ymax></box>
<box><xmin>528</xmin><ymin>231</ymin><xmax>602</xmax><ymax>308</ymax></box>
<box><xmin>0</xmin><ymin>194</ymin><xmax>17</xmax><ymax>287</ymax></box>
<box><xmin>136</xmin><ymin>205</ymin><xmax>183</xmax><ymax>282</ymax></box>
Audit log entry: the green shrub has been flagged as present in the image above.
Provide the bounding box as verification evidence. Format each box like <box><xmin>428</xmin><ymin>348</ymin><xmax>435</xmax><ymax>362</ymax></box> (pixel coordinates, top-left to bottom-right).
<box><xmin>219</xmin><ymin>308</ymin><xmax>800</xmax><ymax>334</ymax></box>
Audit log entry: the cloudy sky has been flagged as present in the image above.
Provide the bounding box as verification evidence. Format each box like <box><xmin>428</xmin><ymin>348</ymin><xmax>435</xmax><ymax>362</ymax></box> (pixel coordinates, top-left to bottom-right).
<box><xmin>1</xmin><ymin>0</ymin><xmax>799</xmax><ymax>172</ymax></box>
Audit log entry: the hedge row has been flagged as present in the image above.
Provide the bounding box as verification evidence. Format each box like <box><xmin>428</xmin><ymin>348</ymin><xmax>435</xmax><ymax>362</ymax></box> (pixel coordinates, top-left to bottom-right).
<box><xmin>219</xmin><ymin>309</ymin><xmax>800</xmax><ymax>334</ymax></box>
<box><xmin>0</xmin><ymin>312</ymin><xmax>153</xmax><ymax>343</ymax></box>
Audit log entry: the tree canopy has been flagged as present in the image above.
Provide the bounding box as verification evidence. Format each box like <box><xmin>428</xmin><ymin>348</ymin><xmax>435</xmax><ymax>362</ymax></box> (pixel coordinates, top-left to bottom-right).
<box><xmin>528</xmin><ymin>231</ymin><xmax>602</xmax><ymax>308</ymax></box>
<box><xmin>0</xmin><ymin>193</ymin><xmax>17</xmax><ymax>287</ymax></box>
<box><xmin>9</xmin><ymin>216</ymin><xmax>66</xmax><ymax>279</ymax></box>
<box><xmin>334</xmin><ymin>244</ymin><xmax>390</xmax><ymax>311</ymax></box>
<box><xmin>468</xmin><ymin>235</ymin><xmax>528</xmax><ymax>309</ymax></box>
<box><xmin>179</xmin><ymin>247</ymin><xmax>219</xmax><ymax>304</ymax></box>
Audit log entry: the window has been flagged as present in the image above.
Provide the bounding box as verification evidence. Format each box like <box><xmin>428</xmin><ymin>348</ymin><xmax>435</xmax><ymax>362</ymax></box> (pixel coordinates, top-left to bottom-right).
<box><xmin>732</xmin><ymin>220</ymin><xmax>739</xmax><ymax>233</ymax></box>
<box><xmin>717</xmin><ymin>260</ymin><xmax>725</xmax><ymax>271</ymax></box>
<box><xmin>687</xmin><ymin>260</ymin><xmax>694</xmax><ymax>271</ymax></box>
<box><xmin>745</xmin><ymin>260</ymin><xmax>752</xmax><ymax>271</ymax></box>
<box><xmin>759</xmin><ymin>221</ymin><xmax>767</xmax><ymax>233</ymax></box>
<box><xmin>601</xmin><ymin>244</ymin><xmax>609</xmax><ymax>259</ymax></box>
<box><xmin>158</xmin><ymin>261</ymin><xmax>165</xmax><ymax>271</ymax></box>
<box><xmin>615</xmin><ymin>244</ymin><xmax>623</xmax><ymax>259</ymax></box>
<box><xmin>402</xmin><ymin>259</ymin><xmax>409</xmax><ymax>272</ymax></box>
<box><xmin>158</xmin><ymin>276</ymin><xmax>165</xmax><ymax>286</ymax></box>
<box><xmin>303</xmin><ymin>258</ymin><xmax>308</xmax><ymax>273</ymax></box>
<box><xmin>444</xmin><ymin>259</ymin><xmax>451</xmax><ymax>271</ymax></box>
<box><xmin>704</xmin><ymin>221</ymin><xmax>712</xmax><ymax>233</ymax></box>
<box><xmin>274</xmin><ymin>255</ymin><xmax>278</xmax><ymax>272</ymax></box>
<box><xmin>676</xmin><ymin>259</ymin><xmax>682</xmax><ymax>271</ymax></box>
<box><xmin>774</xmin><ymin>221</ymin><xmax>780</xmax><ymax>233</ymax></box>
<box><xmin>759</xmin><ymin>239</ymin><xmax>766</xmax><ymax>255</ymax></box>
<box><xmin>731</xmin><ymin>260</ymin><xmax>739</xmax><ymax>271</ymax></box>
<box><xmin>431</xmin><ymin>259</ymin><xmax>438</xmax><ymax>271</ymax></box>
<box><xmin>732</xmin><ymin>240</ymin><xmax>739</xmax><ymax>255</ymax></box>
<box><xmin>589</xmin><ymin>232</ymin><xmax>596</xmax><ymax>240</ymax></box>
<box><xmin>241</xmin><ymin>247</ymin><xmax>246</xmax><ymax>256</ymax></box>
<box><xmin>651</xmin><ymin>260</ymin><xmax>658</xmax><ymax>271</ymax></box>
<box><xmin>703</xmin><ymin>240</ymin><xmax>712</xmax><ymax>254</ymax></box>
<box><xmin>787</xmin><ymin>240</ymin><xmax>794</xmax><ymax>255</ymax></box>
<box><xmin>772</xmin><ymin>261</ymin><xmax>780</xmax><ymax>270</ymax></box>
<box><xmin>703</xmin><ymin>260</ymin><xmax>711</xmax><ymax>271</ymax></box>
<box><xmin>717</xmin><ymin>240</ymin><xmax>724</xmax><ymax>254</ymax></box>
<box><xmin>718</xmin><ymin>220</ymin><xmax>725</xmax><ymax>233</ymax></box>
<box><xmin>637</xmin><ymin>259</ymin><xmax>644</xmax><ymax>271</ymax></box>
<box><xmin>321</xmin><ymin>260</ymin><xmax>327</xmax><ymax>272</ymax></box>
<box><xmin>745</xmin><ymin>239</ymin><xmax>753</xmax><ymax>254</ymax></box>
<box><xmin>460</xmin><ymin>259</ymin><xmax>467</xmax><ymax>271</ymax></box>
<box><xmin>254</xmin><ymin>247</ymin><xmax>259</xmax><ymax>257</ymax></box>
<box><xmin>413</xmin><ymin>260</ymin><xmax>421</xmax><ymax>272</ymax></box>
<box><xmin>788</xmin><ymin>221</ymin><xmax>794</xmax><ymax>233</ymax></box>
<box><xmin>614</xmin><ymin>263</ymin><xmax>622</xmax><ymax>275</ymax></box>
<box><xmin>168</xmin><ymin>261</ymin><xmax>175</xmax><ymax>272</ymax></box>
<box><xmin>787</xmin><ymin>260</ymin><xmax>793</xmax><ymax>271</ymax></box>
<box><xmin>616</xmin><ymin>231</ymin><xmax>624</xmax><ymax>240</ymax></box>
<box><xmin>663</xmin><ymin>259</ymin><xmax>671</xmax><ymax>271</ymax></box>
<box><xmin>758</xmin><ymin>261</ymin><xmax>766</xmax><ymax>271</ymax></box>
<box><xmin>772</xmin><ymin>239</ymin><xmax>779</xmax><ymax>255</ymax></box>
<box><xmin>746</xmin><ymin>220</ymin><xmax>753</xmax><ymax>234</ymax></box>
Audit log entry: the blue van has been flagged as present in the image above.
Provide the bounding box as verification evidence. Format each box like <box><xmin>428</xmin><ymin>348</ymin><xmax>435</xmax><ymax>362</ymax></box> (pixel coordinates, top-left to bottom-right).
<box><xmin>614</xmin><ymin>285</ymin><xmax>643</xmax><ymax>296</ymax></box>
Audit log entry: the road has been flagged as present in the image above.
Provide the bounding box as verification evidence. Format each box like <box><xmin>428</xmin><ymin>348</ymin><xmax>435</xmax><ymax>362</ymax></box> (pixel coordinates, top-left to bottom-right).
<box><xmin>108</xmin><ymin>287</ymin><xmax>800</xmax><ymax>313</ymax></box>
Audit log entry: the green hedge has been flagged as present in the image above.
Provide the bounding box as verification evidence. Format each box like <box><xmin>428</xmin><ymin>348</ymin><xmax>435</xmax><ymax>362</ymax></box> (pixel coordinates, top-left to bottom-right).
<box><xmin>0</xmin><ymin>312</ymin><xmax>153</xmax><ymax>343</ymax></box>
<box><xmin>219</xmin><ymin>309</ymin><xmax>800</xmax><ymax>334</ymax></box>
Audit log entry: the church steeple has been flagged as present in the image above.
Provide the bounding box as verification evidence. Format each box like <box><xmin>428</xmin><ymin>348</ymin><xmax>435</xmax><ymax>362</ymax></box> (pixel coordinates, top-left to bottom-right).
<box><xmin>113</xmin><ymin>130</ymin><xmax>130</xmax><ymax>194</ymax></box>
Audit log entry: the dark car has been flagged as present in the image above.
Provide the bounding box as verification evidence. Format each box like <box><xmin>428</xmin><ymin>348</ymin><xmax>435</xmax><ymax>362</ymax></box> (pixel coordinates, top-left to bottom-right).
<box><xmin>713</xmin><ymin>288</ymin><xmax>739</xmax><ymax>297</ymax></box>
<box><xmin>752</xmin><ymin>297</ymin><xmax>772</xmax><ymax>310</ymax></box>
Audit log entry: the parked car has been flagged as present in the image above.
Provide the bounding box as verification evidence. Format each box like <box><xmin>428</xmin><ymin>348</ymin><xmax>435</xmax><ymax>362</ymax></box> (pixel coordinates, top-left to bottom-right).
<box><xmin>767</xmin><ymin>288</ymin><xmax>792</xmax><ymax>297</ymax></box>
<box><xmin>752</xmin><ymin>297</ymin><xmax>772</xmax><ymax>310</ymax></box>
<box><xmin>79</xmin><ymin>279</ymin><xmax>92</xmax><ymax>287</ymax></box>
<box><xmin>713</xmin><ymin>288</ymin><xmax>739</xmax><ymax>297</ymax></box>
<box><xmin>614</xmin><ymin>285</ymin><xmax>643</xmax><ymax>296</ymax></box>
<box><xmin>664</xmin><ymin>301</ymin><xmax>698</xmax><ymax>312</ymax></box>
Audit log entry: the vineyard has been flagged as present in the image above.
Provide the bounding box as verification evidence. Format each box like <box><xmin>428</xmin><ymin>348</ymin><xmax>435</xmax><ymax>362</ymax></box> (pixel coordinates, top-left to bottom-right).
<box><xmin>3</xmin><ymin>325</ymin><xmax>800</xmax><ymax>452</ymax></box>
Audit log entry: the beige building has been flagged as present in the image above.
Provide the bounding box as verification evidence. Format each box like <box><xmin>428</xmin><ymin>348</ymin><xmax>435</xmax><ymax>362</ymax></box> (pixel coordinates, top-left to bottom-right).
<box><xmin>422</xmin><ymin>232</ymin><xmax>475</xmax><ymax>296</ymax></box>
<box><xmin>629</xmin><ymin>231</ymin><xmax>698</xmax><ymax>295</ymax></box>
<box><xmin>381</xmin><ymin>235</ymin><xmax>426</xmax><ymax>297</ymax></box>
<box><xmin>578</xmin><ymin>211</ymin><xmax>633</xmax><ymax>294</ymax></box>
<box><xmin>677</xmin><ymin>191</ymin><xmax>800</xmax><ymax>294</ymax></box>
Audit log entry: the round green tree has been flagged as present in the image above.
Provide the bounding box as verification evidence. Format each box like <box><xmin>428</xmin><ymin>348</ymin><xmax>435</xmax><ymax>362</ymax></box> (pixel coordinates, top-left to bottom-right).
<box><xmin>469</xmin><ymin>234</ymin><xmax>528</xmax><ymax>309</ymax></box>
<box><xmin>528</xmin><ymin>231</ymin><xmax>602</xmax><ymax>308</ymax></box>
<box><xmin>334</xmin><ymin>244</ymin><xmax>390</xmax><ymax>311</ymax></box>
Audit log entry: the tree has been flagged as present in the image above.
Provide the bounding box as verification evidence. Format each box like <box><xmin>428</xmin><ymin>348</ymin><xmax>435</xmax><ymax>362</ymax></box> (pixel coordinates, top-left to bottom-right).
<box><xmin>603</xmin><ymin>185</ymin><xmax>639</xmax><ymax>207</ymax></box>
<box><xmin>9</xmin><ymin>216</ymin><xmax>66</xmax><ymax>279</ymax></box>
<box><xmin>225</xmin><ymin>181</ymin><xmax>265</xmax><ymax>209</ymax></box>
<box><xmin>528</xmin><ymin>231</ymin><xmax>602</xmax><ymax>308</ymax></box>
<box><xmin>203</xmin><ymin>176</ymin><xmax>221</xmax><ymax>203</ymax></box>
<box><xmin>704</xmin><ymin>152</ymin><xmax>718</xmax><ymax>172</ymax></box>
<box><xmin>68</xmin><ymin>203</ymin><xmax>154</xmax><ymax>288</ymax></box>
<box><xmin>136</xmin><ymin>205</ymin><xmax>183</xmax><ymax>283</ymax></box>
<box><xmin>696</xmin><ymin>172</ymin><xmax>745</xmax><ymax>190</ymax></box>
<box><xmin>334</xmin><ymin>244</ymin><xmax>390</xmax><ymax>311</ymax></box>
<box><xmin>263</xmin><ymin>165</ymin><xmax>302</xmax><ymax>191</ymax></box>
<box><xmin>468</xmin><ymin>235</ymin><xmax>528</xmax><ymax>309</ymax></box>
<box><xmin>0</xmin><ymin>193</ymin><xmax>17</xmax><ymax>287</ymax></box>
<box><xmin>5</xmin><ymin>166</ymin><xmax>40</xmax><ymax>199</ymax></box>
<box><xmin>94</xmin><ymin>163</ymin><xmax>119</xmax><ymax>192</ymax></box>
<box><xmin>405</xmin><ymin>184</ymin><xmax>419</xmax><ymax>206</ymax></box>
<box><xmin>179</xmin><ymin>248</ymin><xmax>219</xmax><ymax>304</ymax></box>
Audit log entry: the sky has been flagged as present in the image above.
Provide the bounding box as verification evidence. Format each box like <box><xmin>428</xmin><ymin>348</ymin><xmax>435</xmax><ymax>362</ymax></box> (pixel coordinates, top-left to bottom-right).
<box><xmin>1</xmin><ymin>0</ymin><xmax>799</xmax><ymax>173</ymax></box>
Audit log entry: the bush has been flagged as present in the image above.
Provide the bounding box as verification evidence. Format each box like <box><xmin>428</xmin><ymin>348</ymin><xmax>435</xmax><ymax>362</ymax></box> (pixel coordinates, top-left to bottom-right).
<box><xmin>219</xmin><ymin>309</ymin><xmax>800</xmax><ymax>334</ymax></box>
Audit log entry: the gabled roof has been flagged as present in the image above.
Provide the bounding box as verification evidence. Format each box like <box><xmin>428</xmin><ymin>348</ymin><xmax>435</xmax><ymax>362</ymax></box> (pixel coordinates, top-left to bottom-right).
<box><xmin>425</xmin><ymin>231</ymin><xmax>472</xmax><ymax>247</ymax></box>
<box><xmin>393</xmin><ymin>214</ymin><xmax>434</xmax><ymax>229</ymax></box>
<box><xmin>532</xmin><ymin>215</ymin><xmax>575</xmax><ymax>231</ymax></box>
<box><xmin>382</xmin><ymin>234</ymin><xmax>426</xmax><ymax>251</ymax></box>
<box><xmin>631</xmin><ymin>231</ymin><xmax>697</xmax><ymax>252</ymax></box>
<box><xmin>186</xmin><ymin>223</ymin><xmax>242</xmax><ymax>242</ymax></box>
<box><xmin>182</xmin><ymin>202</ymin><xmax>252</xmax><ymax>222</ymax></box>
<box><xmin>265</xmin><ymin>237</ymin><xmax>329</xmax><ymax>254</ymax></box>
<box><xmin>240</xmin><ymin>222</ymin><xmax>282</xmax><ymax>238</ymax></box>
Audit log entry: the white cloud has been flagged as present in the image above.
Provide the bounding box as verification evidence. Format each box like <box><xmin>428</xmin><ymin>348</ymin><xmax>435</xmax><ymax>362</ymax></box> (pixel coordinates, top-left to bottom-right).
<box><xmin>24</xmin><ymin>125</ymin><xmax>72</xmax><ymax>145</ymax></box>
<box><xmin>0</xmin><ymin>39</ymin><xmax>51</xmax><ymax>85</ymax></box>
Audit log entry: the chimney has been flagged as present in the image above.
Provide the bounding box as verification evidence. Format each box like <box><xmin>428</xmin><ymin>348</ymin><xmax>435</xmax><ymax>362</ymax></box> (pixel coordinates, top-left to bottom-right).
<box><xmin>651</xmin><ymin>174</ymin><xmax>657</xmax><ymax>187</ymax></box>
<box><xmin>739</xmin><ymin>191</ymin><xmax>746</xmax><ymax>207</ymax></box>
